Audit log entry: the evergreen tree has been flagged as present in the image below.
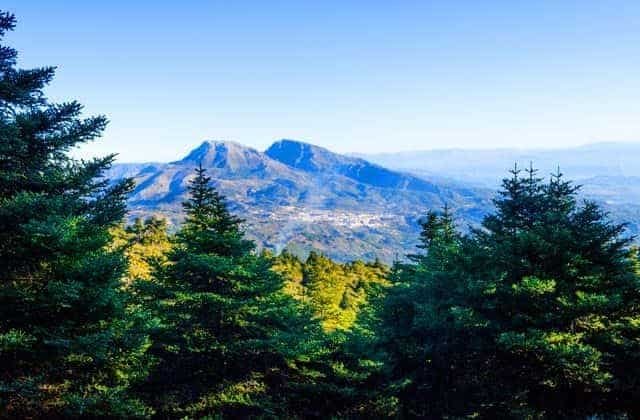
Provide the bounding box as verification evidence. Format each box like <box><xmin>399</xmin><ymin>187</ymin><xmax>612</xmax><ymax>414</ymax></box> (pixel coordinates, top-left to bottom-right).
<box><xmin>475</xmin><ymin>168</ymin><xmax>640</xmax><ymax>417</ymax></box>
<box><xmin>273</xmin><ymin>249</ymin><xmax>306</xmax><ymax>299</ymax></box>
<box><xmin>378</xmin><ymin>167</ymin><xmax>640</xmax><ymax>418</ymax></box>
<box><xmin>377</xmin><ymin>207</ymin><xmax>471</xmax><ymax>417</ymax></box>
<box><xmin>180</xmin><ymin>163</ymin><xmax>250</xmax><ymax>257</ymax></box>
<box><xmin>137</xmin><ymin>165</ymin><xmax>326</xmax><ymax>417</ymax></box>
<box><xmin>0</xmin><ymin>12</ymin><xmax>151</xmax><ymax>417</ymax></box>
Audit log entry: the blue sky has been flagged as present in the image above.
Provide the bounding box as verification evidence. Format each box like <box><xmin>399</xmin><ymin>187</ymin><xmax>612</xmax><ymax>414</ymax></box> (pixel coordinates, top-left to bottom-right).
<box><xmin>3</xmin><ymin>1</ymin><xmax>640</xmax><ymax>161</ymax></box>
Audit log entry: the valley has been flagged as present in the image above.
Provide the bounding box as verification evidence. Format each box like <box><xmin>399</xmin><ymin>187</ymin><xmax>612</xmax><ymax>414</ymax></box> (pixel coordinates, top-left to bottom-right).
<box><xmin>109</xmin><ymin>140</ymin><xmax>640</xmax><ymax>262</ymax></box>
<box><xmin>108</xmin><ymin>139</ymin><xmax>491</xmax><ymax>262</ymax></box>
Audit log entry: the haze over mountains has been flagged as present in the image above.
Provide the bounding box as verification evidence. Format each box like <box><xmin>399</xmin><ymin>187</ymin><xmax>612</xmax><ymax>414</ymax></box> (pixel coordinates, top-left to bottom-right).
<box><xmin>357</xmin><ymin>142</ymin><xmax>640</xmax><ymax>186</ymax></box>
<box><xmin>358</xmin><ymin>142</ymin><xmax>640</xmax><ymax>238</ymax></box>
<box><xmin>107</xmin><ymin>140</ymin><xmax>490</xmax><ymax>262</ymax></box>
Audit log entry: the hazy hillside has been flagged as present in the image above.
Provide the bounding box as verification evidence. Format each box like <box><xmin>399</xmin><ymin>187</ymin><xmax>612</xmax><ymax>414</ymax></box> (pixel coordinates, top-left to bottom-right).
<box><xmin>106</xmin><ymin>140</ymin><xmax>492</xmax><ymax>262</ymax></box>
<box><xmin>357</xmin><ymin>142</ymin><xmax>640</xmax><ymax>184</ymax></box>
<box><xmin>358</xmin><ymin>142</ymin><xmax>640</xmax><ymax>237</ymax></box>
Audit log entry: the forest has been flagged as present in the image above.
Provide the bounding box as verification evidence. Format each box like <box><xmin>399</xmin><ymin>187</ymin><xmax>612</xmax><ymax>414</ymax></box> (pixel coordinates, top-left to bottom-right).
<box><xmin>2</xmin><ymin>11</ymin><xmax>640</xmax><ymax>419</ymax></box>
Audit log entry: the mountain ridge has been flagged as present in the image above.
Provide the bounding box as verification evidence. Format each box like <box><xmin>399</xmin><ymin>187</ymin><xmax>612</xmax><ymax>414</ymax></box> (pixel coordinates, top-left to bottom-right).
<box><xmin>107</xmin><ymin>139</ymin><xmax>491</xmax><ymax>262</ymax></box>
<box><xmin>266</xmin><ymin>139</ymin><xmax>441</xmax><ymax>193</ymax></box>
<box><xmin>106</xmin><ymin>140</ymin><xmax>640</xmax><ymax>259</ymax></box>
<box><xmin>356</xmin><ymin>142</ymin><xmax>640</xmax><ymax>238</ymax></box>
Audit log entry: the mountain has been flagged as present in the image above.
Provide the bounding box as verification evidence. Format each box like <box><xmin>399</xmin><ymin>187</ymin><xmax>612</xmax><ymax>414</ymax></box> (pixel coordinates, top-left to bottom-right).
<box><xmin>356</xmin><ymin>142</ymin><xmax>640</xmax><ymax>187</ymax></box>
<box><xmin>266</xmin><ymin>140</ymin><xmax>440</xmax><ymax>192</ymax></box>
<box><xmin>103</xmin><ymin>162</ymin><xmax>163</xmax><ymax>181</ymax></box>
<box><xmin>107</xmin><ymin>140</ymin><xmax>492</xmax><ymax>262</ymax></box>
<box><xmin>357</xmin><ymin>142</ymin><xmax>640</xmax><ymax>237</ymax></box>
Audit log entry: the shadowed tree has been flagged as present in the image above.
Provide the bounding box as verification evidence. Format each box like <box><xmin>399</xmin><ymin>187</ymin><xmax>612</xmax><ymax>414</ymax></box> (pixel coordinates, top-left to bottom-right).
<box><xmin>0</xmin><ymin>12</ymin><xmax>152</xmax><ymax>417</ymax></box>
<box><xmin>137</xmin><ymin>165</ymin><xmax>331</xmax><ymax>417</ymax></box>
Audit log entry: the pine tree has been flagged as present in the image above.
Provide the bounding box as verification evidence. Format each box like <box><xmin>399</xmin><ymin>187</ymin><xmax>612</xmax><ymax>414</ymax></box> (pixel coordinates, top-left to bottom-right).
<box><xmin>180</xmin><ymin>163</ymin><xmax>251</xmax><ymax>257</ymax></box>
<box><xmin>378</xmin><ymin>167</ymin><xmax>640</xmax><ymax>417</ymax></box>
<box><xmin>478</xmin><ymin>169</ymin><xmax>640</xmax><ymax>417</ymax></box>
<box><xmin>137</xmin><ymin>165</ymin><xmax>326</xmax><ymax>417</ymax></box>
<box><xmin>377</xmin><ymin>207</ymin><xmax>470</xmax><ymax>417</ymax></box>
<box><xmin>0</xmin><ymin>12</ymin><xmax>151</xmax><ymax>417</ymax></box>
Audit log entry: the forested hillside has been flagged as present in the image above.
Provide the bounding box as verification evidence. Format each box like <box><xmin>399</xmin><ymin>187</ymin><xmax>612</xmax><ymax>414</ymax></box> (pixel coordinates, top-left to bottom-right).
<box><xmin>2</xmin><ymin>12</ymin><xmax>640</xmax><ymax>419</ymax></box>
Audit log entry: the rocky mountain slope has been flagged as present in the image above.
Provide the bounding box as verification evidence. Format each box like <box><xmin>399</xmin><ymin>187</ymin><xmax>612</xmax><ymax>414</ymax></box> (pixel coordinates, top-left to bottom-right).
<box><xmin>107</xmin><ymin>140</ymin><xmax>491</xmax><ymax>262</ymax></box>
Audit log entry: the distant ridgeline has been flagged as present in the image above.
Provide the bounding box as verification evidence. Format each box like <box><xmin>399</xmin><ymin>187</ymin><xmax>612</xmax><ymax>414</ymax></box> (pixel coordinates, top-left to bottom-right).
<box><xmin>106</xmin><ymin>139</ymin><xmax>492</xmax><ymax>263</ymax></box>
<box><xmin>358</xmin><ymin>142</ymin><xmax>640</xmax><ymax>239</ymax></box>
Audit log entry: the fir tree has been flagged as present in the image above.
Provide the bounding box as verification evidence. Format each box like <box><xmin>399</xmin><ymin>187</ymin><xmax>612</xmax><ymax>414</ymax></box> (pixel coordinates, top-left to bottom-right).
<box><xmin>137</xmin><ymin>165</ymin><xmax>326</xmax><ymax>417</ymax></box>
<box><xmin>478</xmin><ymin>169</ymin><xmax>640</xmax><ymax>417</ymax></box>
<box><xmin>180</xmin><ymin>163</ymin><xmax>251</xmax><ymax>257</ymax></box>
<box><xmin>377</xmin><ymin>207</ymin><xmax>470</xmax><ymax>417</ymax></box>
<box><xmin>0</xmin><ymin>12</ymin><xmax>151</xmax><ymax>417</ymax></box>
<box><xmin>378</xmin><ymin>167</ymin><xmax>640</xmax><ymax>418</ymax></box>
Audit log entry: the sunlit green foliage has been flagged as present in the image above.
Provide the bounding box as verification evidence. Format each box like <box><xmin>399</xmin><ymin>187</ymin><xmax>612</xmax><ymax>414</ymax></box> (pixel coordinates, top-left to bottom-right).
<box><xmin>111</xmin><ymin>216</ymin><xmax>171</xmax><ymax>282</ymax></box>
<box><xmin>274</xmin><ymin>251</ymin><xmax>389</xmax><ymax>331</ymax></box>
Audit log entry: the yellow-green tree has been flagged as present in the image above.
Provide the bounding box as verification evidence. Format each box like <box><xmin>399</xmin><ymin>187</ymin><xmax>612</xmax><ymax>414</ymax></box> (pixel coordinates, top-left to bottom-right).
<box><xmin>274</xmin><ymin>251</ymin><xmax>389</xmax><ymax>331</ymax></box>
<box><xmin>124</xmin><ymin>216</ymin><xmax>171</xmax><ymax>281</ymax></box>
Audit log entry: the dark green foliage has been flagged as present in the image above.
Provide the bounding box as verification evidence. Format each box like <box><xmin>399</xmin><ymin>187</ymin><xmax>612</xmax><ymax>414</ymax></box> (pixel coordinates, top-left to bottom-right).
<box><xmin>0</xmin><ymin>12</ymin><xmax>151</xmax><ymax>417</ymax></box>
<box><xmin>136</xmin><ymin>166</ymin><xmax>330</xmax><ymax>417</ymax></box>
<box><xmin>376</xmin><ymin>206</ymin><xmax>469</xmax><ymax>417</ymax></box>
<box><xmin>378</xmin><ymin>165</ymin><xmax>640</xmax><ymax>418</ymax></box>
<box><xmin>180</xmin><ymin>163</ymin><xmax>252</xmax><ymax>257</ymax></box>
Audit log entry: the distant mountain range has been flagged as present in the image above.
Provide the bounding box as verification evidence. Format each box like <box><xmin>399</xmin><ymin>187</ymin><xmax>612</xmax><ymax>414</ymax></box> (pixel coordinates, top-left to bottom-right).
<box><xmin>106</xmin><ymin>140</ymin><xmax>491</xmax><ymax>262</ymax></box>
<box><xmin>106</xmin><ymin>140</ymin><xmax>640</xmax><ymax>261</ymax></box>
<box><xmin>355</xmin><ymin>142</ymin><xmax>640</xmax><ymax>186</ymax></box>
<box><xmin>357</xmin><ymin>142</ymin><xmax>640</xmax><ymax>238</ymax></box>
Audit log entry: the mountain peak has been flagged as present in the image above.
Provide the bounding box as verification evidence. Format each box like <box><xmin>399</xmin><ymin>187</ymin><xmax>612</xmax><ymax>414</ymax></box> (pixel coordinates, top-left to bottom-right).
<box><xmin>266</xmin><ymin>139</ymin><xmax>440</xmax><ymax>193</ymax></box>
<box><xmin>266</xmin><ymin>139</ymin><xmax>337</xmax><ymax>172</ymax></box>
<box><xmin>269</xmin><ymin>138</ymin><xmax>326</xmax><ymax>150</ymax></box>
<box><xmin>176</xmin><ymin>140</ymin><xmax>263</xmax><ymax>172</ymax></box>
<box><xmin>112</xmin><ymin>138</ymin><xmax>489</xmax><ymax>261</ymax></box>
<box><xmin>203</xmin><ymin>139</ymin><xmax>247</xmax><ymax>148</ymax></box>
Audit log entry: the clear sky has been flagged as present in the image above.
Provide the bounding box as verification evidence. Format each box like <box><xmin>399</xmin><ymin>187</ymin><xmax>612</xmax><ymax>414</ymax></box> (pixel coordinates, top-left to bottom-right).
<box><xmin>3</xmin><ymin>1</ymin><xmax>640</xmax><ymax>161</ymax></box>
